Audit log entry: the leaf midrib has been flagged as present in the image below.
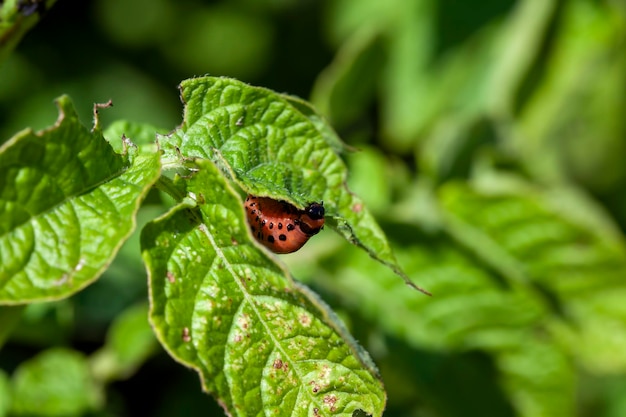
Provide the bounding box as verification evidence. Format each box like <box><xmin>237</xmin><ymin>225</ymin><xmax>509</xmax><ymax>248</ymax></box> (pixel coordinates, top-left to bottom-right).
<box><xmin>196</xmin><ymin>219</ymin><xmax>335</xmax><ymax>416</ymax></box>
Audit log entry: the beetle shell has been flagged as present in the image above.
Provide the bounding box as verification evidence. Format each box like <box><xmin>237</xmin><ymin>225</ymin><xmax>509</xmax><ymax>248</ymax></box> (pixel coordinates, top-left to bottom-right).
<box><xmin>244</xmin><ymin>195</ymin><xmax>325</xmax><ymax>254</ymax></box>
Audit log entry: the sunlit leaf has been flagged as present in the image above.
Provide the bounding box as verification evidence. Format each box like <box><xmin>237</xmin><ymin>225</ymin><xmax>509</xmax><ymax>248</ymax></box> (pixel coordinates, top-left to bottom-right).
<box><xmin>103</xmin><ymin>120</ymin><xmax>168</xmax><ymax>153</ymax></box>
<box><xmin>142</xmin><ymin>159</ymin><xmax>385</xmax><ymax>417</ymax></box>
<box><xmin>0</xmin><ymin>96</ymin><xmax>161</xmax><ymax>304</ymax></box>
<box><xmin>158</xmin><ymin>76</ymin><xmax>428</xmax><ymax>293</ymax></box>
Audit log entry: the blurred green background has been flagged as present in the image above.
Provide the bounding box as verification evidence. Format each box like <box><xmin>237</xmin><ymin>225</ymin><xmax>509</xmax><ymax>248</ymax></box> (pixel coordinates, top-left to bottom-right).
<box><xmin>1</xmin><ymin>0</ymin><xmax>626</xmax><ymax>416</ymax></box>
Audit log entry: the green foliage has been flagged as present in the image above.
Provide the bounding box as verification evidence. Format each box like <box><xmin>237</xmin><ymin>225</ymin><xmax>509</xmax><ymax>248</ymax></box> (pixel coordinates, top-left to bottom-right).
<box><xmin>90</xmin><ymin>303</ymin><xmax>158</xmax><ymax>382</ymax></box>
<box><xmin>0</xmin><ymin>75</ymin><xmax>396</xmax><ymax>416</ymax></box>
<box><xmin>2</xmin><ymin>0</ymin><xmax>626</xmax><ymax>417</ymax></box>
<box><xmin>160</xmin><ymin>77</ymin><xmax>427</xmax><ymax>293</ymax></box>
<box><xmin>143</xmin><ymin>159</ymin><xmax>384</xmax><ymax>416</ymax></box>
<box><xmin>10</xmin><ymin>348</ymin><xmax>101</xmax><ymax>417</ymax></box>
<box><xmin>0</xmin><ymin>97</ymin><xmax>161</xmax><ymax>303</ymax></box>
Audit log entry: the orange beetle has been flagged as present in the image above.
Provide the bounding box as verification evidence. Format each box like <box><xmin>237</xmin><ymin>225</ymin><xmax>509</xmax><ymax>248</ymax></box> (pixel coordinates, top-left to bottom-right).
<box><xmin>244</xmin><ymin>195</ymin><xmax>325</xmax><ymax>254</ymax></box>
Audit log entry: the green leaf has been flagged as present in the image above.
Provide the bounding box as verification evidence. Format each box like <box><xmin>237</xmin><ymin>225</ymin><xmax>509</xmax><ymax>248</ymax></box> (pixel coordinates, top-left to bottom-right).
<box><xmin>321</xmin><ymin>0</ymin><xmax>502</xmax><ymax>152</ymax></box>
<box><xmin>10</xmin><ymin>348</ymin><xmax>102</xmax><ymax>417</ymax></box>
<box><xmin>90</xmin><ymin>303</ymin><xmax>157</xmax><ymax>383</ymax></box>
<box><xmin>496</xmin><ymin>337</ymin><xmax>576</xmax><ymax>417</ymax></box>
<box><xmin>158</xmin><ymin>76</ymin><xmax>428</xmax><ymax>294</ymax></box>
<box><xmin>279</xmin><ymin>94</ymin><xmax>353</xmax><ymax>156</ymax></box>
<box><xmin>310</xmin><ymin>27</ymin><xmax>385</xmax><ymax>129</ymax></box>
<box><xmin>107</xmin><ymin>302</ymin><xmax>156</xmax><ymax>370</ymax></box>
<box><xmin>0</xmin><ymin>96</ymin><xmax>161</xmax><ymax>304</ymax></box>
<box><xmin>307</xmin><ymin>217</ymin><xmax>583</xmax><ymax>417</ymax></box>
<box><xmin>308</xmin><ymin>226</ymin><xmax>576</xmax><ymax>417</ymax></box>
<box><xmin>440</xmin><ymin>180</ymin><xmax>626</xmax><ymax>294</ymax></box>
<box><xmin>486</xmin><ymin>0</ymin><xmax>560</xmax><ymax>117</ymax></box>
<box><xmin>514</xmin><ymin>0</ymin><xmax>626</xmax><ymax>188</ymax></box>
<box><xmin>103</xmin><ymin>120</ymin><xmax>168</xmax><ymax>154</ymax></box>
<box><xmin>311</xmin><ymin>229</ymin><xmax>545</xmax><ymax>351</ymax></box>
<box><xmin>142</xmin><ymin>159</ymin><xmax>385</xmax><ymax>417</ymax></box>
<box><xmin>440</xmin><ymin>178</ymin><xmax>626</xmax><ymax>372</ymax></box>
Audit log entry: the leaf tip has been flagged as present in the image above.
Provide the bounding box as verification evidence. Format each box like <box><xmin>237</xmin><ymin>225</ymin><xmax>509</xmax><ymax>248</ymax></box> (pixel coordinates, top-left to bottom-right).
<box><xmin>53</xmin><ymin>94</ymin><xmax>77</xmax><ymax>125</ymax></box>
<box><xmin>407</xmin><ymin>281</ymin><xmax>432</xmax><ymax>297</ymax></box>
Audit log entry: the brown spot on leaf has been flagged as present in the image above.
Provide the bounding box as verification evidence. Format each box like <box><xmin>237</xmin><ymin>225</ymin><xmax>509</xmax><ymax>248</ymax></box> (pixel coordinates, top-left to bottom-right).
<box><xmin>323</xmin><ymin>395</ymin><xmax>338</xmax><ymax>412</ymax></box>
<box><xmin>182</xmin><ymin>327</ymin><xmax>191</xmax><ymax>343</ymax></box>
<box><xmin>310</xmin><ymin>381</ymin><xmax>321</xmax><ymax>393</ymax></box>
<box><xmin>300</xmin><ymin>314</ymin><xmax>312</xmax><ymax>326</ymax></box>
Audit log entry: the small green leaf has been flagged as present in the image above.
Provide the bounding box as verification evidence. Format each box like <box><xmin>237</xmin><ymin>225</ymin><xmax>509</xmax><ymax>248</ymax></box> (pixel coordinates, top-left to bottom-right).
<box><xmin>10</xmin><ymin>348</ymin><xmax>102</xmax><ymax>417</ymax></box>
<box><xmin>310</xmin><ymin>27</ymin><xmax>384</xmax><ymax>129</ymax></box>
<box><xmin>158</xmin><ymin>76</ymin><xmax>428</xmax><ymax>294</ymax></box>
<box><xmin>486</xmin><ymin>0</ymin><xmax>560</xmax><ymax>117</ymax></box>
<box><xmin>107</xmin><ymin>303</ymin><xmax>156</xmax><ymax>368</ymax></box>
<box><xmin>103</xmin><ymin>120</ymin><xmax>168</xmax><ymax>153</ymax></box>
<box><xmin>142</xmin><ymin>159</ymin><xmax>385</xmax><ymax>417</ymax></box>
<box><xmin>90</xmin><ymin>303</ymin><xmax>157</xmax><ymax>383</ymax></box>
<box><xmin>0</xmin><ymin>96</ymin><xmax>161</xmax><ymax>304</ymax></box>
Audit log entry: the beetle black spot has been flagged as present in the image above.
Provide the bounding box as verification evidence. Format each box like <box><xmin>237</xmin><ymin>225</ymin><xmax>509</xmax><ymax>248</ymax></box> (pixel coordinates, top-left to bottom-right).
<box><xmin>269</xmin><ymin>222</ymin><xmax>274</xmax><ymax>229</ymax></box>
<box><xmin>251</xmin><ymin>209</ymin><xmax>256</xmax><ymax>215</ymax></box>
<box><xmin>255</xmin><ymin>216</ymin><xmax>260</xmax><ymax>222</ymax></box>
<box><xmin>278</xmin><ymin>223</ymin><xmax>283</xmax><ymax>230</ymax></box>
<box><xmin>287</xmin><ymin>224</ymin><xmax>295</xmax><ymax>231</ymax></box>
<box><xmin>261</xmin><ymin>219</ymin><xmax>266</xmax><ymax>226</ymax></box>
<box><xmin>267</xmin><ymin>235</ymin><xmax>275</xmax><ymax>243</ymax></box>
<box><xmin>251</xmin><ymin>227</ymin><xmax>256</xmax><ymax>233</ymax></box>
<box><xmin>279</xmin><ymin>234</ymin><xmax>287</xmax><ymax>241</ymax></box>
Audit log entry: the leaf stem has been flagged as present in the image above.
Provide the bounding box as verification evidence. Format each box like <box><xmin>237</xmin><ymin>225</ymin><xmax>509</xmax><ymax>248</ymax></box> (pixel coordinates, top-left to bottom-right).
<box><xmin>154</xmin><ymin>175</ymin><xmax>186</xmax><ymax>202</ymax></box>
